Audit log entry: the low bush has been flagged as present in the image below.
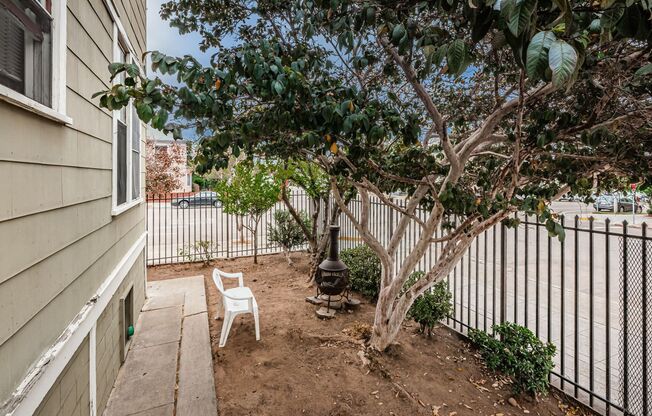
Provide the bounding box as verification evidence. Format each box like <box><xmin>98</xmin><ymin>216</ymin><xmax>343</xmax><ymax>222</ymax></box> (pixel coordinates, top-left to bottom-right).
<box><xmin>468</xmin><ymin>322</ymin><xmax>556</xmax><ymax>397</ymax></box>
<box><xmin>179</xmin><ymin>240</ymin><xmax>218</xmax><ymax>265</ymax></box>
<box><xmin>340</xmin><ymin>245</ymin><xmax>381</xmax><ymax>299</ymax></box>
<box><xmin>404</xmin><ymin>272</ymin><xmax>453</xmax><ymax>336</ymax></box>
<box><xmin>268</xmin><ymin>210</ymin><xmax>310</xmax><ymax>264</ymax></box>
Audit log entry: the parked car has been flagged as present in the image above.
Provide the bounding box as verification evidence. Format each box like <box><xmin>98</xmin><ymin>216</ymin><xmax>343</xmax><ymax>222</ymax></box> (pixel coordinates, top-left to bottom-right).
<box><xmin>593</xmin><ymin>195</ymin><xmax>615</xmax><ymax>211</ymax></box>
<box><xmin>171</xmin><ymin>191</ymin><xmax>221</xmax><ymax>208</ymax></box>
<box><xmin>617</xmin><ymin>197</ymin><xmax>644</xmax><ymax>213</ymax></box>
<box><xmin>593</xmin><ymin>195</ymin><xmax>644</xmax><ymax>213</ymax></box>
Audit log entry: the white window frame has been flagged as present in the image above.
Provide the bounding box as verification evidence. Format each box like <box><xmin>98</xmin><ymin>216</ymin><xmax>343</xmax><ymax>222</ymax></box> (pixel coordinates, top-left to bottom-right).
<box><xmin>110</xmin><ymin>22</ymin><xmax>143</xmax><ymax>216</ymax></box>
<box><xmin>0</xmin><ymin>0</ymin><xmax>71</xmax><ymax>124</ymax></box>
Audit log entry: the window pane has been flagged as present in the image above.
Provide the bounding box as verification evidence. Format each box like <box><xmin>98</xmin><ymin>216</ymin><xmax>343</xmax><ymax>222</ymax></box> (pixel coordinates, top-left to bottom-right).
<box><xmin>0</xmin><ymin>1</ymin><xmax>52</xmax><ymax>106</ymax></box>
<box><xmin>131</xmin><ymin>106</ymin><xmax>140</xmax><ymax>199</ymax></box>
<box><xmin>117</xmin><ymin>121</ymin><xmax>127</xmax><ymax>205</ymax></box>
<box><xmin>131</xmin><ymin>106</ymin><xmax>140</xmax><ymax>150</ymax></box>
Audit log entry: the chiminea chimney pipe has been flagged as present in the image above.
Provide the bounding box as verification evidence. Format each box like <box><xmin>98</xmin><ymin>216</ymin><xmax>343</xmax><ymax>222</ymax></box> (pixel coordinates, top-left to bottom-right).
<box><xmin>328</xmin><ymin>225</ymin><xmax>340</xmax><ymax>260</ymax></box>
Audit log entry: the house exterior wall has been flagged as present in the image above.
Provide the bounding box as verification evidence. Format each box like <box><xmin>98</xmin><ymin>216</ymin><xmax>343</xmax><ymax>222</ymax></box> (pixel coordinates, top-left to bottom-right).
<box><xmin>33</xmin><ymin>337</ymin><xmax>90</xmax><ymax>416</ymax></box>
<box><xmin>0</xmin><ymin>0</ymin><xmax>146</xmax><ymax>413</ymax></box>
<box><xmin>94</xmin><ymin>254</ymin><xmax>145</xmax><ymax>415</ymax></box>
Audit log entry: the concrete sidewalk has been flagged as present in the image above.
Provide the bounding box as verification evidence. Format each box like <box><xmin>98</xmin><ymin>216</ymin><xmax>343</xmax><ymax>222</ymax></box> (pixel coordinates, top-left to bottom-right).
<box><xmin>103</xmin><ymin>276</ymin><xmax>217</xmax><ymax>416</ymax></box>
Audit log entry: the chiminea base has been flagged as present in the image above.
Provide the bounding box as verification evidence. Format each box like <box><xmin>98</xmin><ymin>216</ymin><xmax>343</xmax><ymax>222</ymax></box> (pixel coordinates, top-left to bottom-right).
<box><xmin>311</xmin><ymin>292</ymin><xmax>360</xmax><ymax>319</ymax></box>
<box><xmin>315</xmin><ymin>306</ymin><xmax>337</xmax><ymax>319</ymax></box>
<box><xmin>305</xmin><ymin>296</ymin><xmax>323</xmax><ymax>305</ymax></box>
<box><xmin>344</xmin><ymin>297</ymin><xmax>361</xmax><ymax>308</ymax></box>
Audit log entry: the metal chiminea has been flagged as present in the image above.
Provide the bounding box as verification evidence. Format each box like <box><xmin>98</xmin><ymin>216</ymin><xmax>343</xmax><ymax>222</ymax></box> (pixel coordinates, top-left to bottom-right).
<box><xmin>309</xmin><ymin>225</ymin><xmax>359</xmax><ymax>318</ymax></box>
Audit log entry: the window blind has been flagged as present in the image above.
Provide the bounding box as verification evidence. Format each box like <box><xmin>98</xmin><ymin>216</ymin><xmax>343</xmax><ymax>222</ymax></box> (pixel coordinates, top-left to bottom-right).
<box><xmin>0</xmin><ymin>7</ymin><xmax>25</xmax><ymax>93</ymax></box>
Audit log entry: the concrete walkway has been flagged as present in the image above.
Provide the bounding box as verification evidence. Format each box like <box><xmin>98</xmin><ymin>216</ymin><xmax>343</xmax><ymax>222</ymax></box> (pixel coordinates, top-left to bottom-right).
<box><xmin>103</xmin><ymin>276</ymin><xmax>217</xmax><ymax>416</ymax></box>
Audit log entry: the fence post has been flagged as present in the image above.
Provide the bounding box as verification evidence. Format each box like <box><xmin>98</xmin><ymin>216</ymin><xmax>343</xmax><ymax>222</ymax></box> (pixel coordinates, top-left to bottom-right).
<box><xmin>389</xmin><ymin>198</ymin><xmax>394</xmax><ymax>241</ymax></box>
<box><xmin>622</xmin><ymin>220</ymin><xmax>629</xmax><ymax>412</ymax></box>
<box><xmin>500</xmin><ymin>221</ymin><xmax>507</xmax><ymax>325</ymax></box>
<box><xmin>643</xmin><ymin>222</ymin><xmax>648</xmax><ymax>415</ymax></box>
<box><xmin>226</xmin><ymin>211</ymin><xmax>231</xmax><ymax>258</ymax></box>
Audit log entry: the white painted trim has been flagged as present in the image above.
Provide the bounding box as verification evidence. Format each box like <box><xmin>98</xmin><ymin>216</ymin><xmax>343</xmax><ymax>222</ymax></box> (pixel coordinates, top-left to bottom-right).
<box><xmin>1</xmin><ymin>232</ymin><xmax>147</xmax><ymax>416</ymax></box>
<box><xmin>89</xmin><ymin>324</ymin><xmax>97</xmax><ymax>416</ymax></box>
<box><xmin>51</xmin><ymin>0</ymin><xmax>67</xmax><ymax>115</ymax></box>
<box><xmin>111</xmin><ymin>22</ymin><xmax>143</xmax><ymax>215</ymax></box>
<box><xmin>0</xmin><ymin>86</ymin><xmax>72</xmax><ymax>125</ymax></box>
<box><xmin>111</xmin><ymin>23</ymin><xmax>119</xmax><ymax>211</ymax></box>
<box><xmin>102</xmin><ymin>0</ymin><xmax>139</xmax><ymax>59</ymax></box>
<box><xmin>111</xmin><ymin>196</ymin><xmax>143</xmax><ymax>217</ymax></box>
<box><xmin>126</xmin><ymin>74</ymin><xmax>133</xmax><ymax>202</ymax></box>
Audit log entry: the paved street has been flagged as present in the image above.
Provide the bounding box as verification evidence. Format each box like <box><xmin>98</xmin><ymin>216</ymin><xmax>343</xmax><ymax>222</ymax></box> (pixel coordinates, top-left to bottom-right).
<box><xmin>550</xmin><ymin>201</ymin><xmax>650</xmax><ymax>225</ymax></box>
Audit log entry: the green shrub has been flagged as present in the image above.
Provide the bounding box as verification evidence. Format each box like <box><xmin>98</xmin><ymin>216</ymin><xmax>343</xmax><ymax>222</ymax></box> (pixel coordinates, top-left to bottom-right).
<box><xmin>648</xmin><ymin>207</ymin><xmax>652</xmax><ymax>215</ymax></box>
<box><xmin>468</xmin><ymin>322</ymin><xmax>556</xmax><ymax>397</ymax></box>
<box><xmin>340</xmin><ymin>245</ymin><xmax>381</xmax><ymax>299</ymax></box>
<box><xmin>268</xmin><ymin>210</ymin><xmax>310</xmax><ymax>252</ymax></box>
<box><xmin>404</xmin><ymin>272</ymin><xmax>453</xmax><ymax>336</ymax></box>
<box><xmin>179</xmin><ymin>240</ymin><xmax>218</xmax><ymax>265</ymax></box>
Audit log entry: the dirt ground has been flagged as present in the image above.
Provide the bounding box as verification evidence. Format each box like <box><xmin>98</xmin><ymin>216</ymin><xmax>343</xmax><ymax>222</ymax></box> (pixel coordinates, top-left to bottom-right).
<box><xmin>148</xmin><ymin>253</ymin><xmax>590</xmax><ymax>416</ymax></box>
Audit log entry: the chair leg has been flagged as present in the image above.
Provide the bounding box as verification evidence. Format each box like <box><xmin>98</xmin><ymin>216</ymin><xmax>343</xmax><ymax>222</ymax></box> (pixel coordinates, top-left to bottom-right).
<box><xmin>219</xmin><ymin>311</ymin><xmax>232</xmax><ymax>348</ymax></box>
<box><xmin>253</xmin><ymin>308</ymin><xmax>260</xmax><ymax>341</ymax></box>
<box><xmin>223</xmin><ymin>313</ymin><xmax>237</xmax><ymax>347</ymax></box>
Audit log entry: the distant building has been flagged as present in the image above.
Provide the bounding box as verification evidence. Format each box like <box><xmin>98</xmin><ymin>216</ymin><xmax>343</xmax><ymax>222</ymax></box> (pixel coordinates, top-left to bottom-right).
<box><xmin>146</xmin><ymin>127</ymin><xmax>192</xmax><ymax>193</ymax></box>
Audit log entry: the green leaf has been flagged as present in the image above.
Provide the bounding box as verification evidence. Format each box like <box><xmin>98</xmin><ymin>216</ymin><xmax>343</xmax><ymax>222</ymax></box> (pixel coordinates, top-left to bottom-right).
<box><xmin>635</xmin><ymin>63</ymin><xmax>652</xmax><ymax>76</ymax></box>
<box><xmin>365</xmin><ymin>6</ymin><xmax>376</xmax><ymax>24</ymax></box>
<box><xmin>446</xmin><ymin>39</ymin><xmax>466</xmax><ymax>76</ymax></box>
<box><xmin>548</xmin><ymin>40</ymin><xmax>577</xmax><ymax>87</ymax></box>
<box><xmin>554</xmin><ymin>222</ymin><xmax>566</xmax><ymax>241</ymax></box>
<box><xmin>502</xmin><ymin>0</ymin><xmax>537</xmax><ymax>37</ymax></box>
<box><xmin>125</xmin><ymin>64</ymin><xmax>139</xmax><ymax>77</ymax></box>
<box><xmin>108</xmin><ymin>62</ymin><xmax>123</xmax><ymax>76</ymax></box>
<box><xmin>154</xmin><ymin>109</ymin><xmax>168</xmax><ymax>129</ymax></box>
<box><xmin>392</xmin><ymin>24</ymin><xmax>406</xmax><ymax>44</ymax></box>
<box><xmin>433</xmin><ymin>45</ymin><xmax>448</xmax><ymax>67</ymax></box>
<box><xmin>526</xmin><ymin>31</ymin><xmax>556</xmax><ymax>80</ymax></box>
<box><xmin>588</xmin><ymin>19</ymin><xmax>601</xmax><ymax>33</ymax></box>
<box><xmin>272</xmin><ymin>80</ymin><xmax>284</xmax><ymax>95</ymax></box>
<box><xmin>136</xmin><ymin>102</ymin><xmax>153</xmax><ymax>122</ymax></box>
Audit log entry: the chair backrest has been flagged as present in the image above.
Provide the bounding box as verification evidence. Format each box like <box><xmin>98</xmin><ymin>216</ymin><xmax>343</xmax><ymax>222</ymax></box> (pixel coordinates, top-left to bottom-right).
<box><xmin>212</xmin><ymin>269</ymin><xmax>226</xmax><ymax>296</ymax></box>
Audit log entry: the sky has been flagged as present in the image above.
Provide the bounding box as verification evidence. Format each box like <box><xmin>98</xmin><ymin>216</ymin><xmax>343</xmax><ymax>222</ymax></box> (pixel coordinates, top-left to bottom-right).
<box><xmin>146</xmin><ymin>0</ymin><xmax>211</xmax><ymax>71</ymax></box>
<box><xmin>146</xmin><ymin>0</ymin><xmax>214</xmax><ymax>140</ymax></box>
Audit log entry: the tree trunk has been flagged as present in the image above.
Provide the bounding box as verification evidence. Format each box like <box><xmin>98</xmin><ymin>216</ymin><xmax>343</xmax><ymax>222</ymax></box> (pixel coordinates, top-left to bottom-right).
<box><xmin>237</xmin><ymin>216</ymin><xmax>245</xmax><ymax>243</ymax></box>
<box><xmin>284</xmin><ymin>247</ymin><xmax>293</xmax><ymax>266</ymax></box>
<box><xmin>253</xmin><ymin>217</ymin><xmax>259</xmax><ymax>264</ymax></box>
<box><xmin>368</xmin><ymin>230</ymin><xmax>482</xmax><ymax>351</ymax></box>
<box><xmin>307</xmin><ymin>249</ymin><xmax>326</xmax><ymax>284</ymax></box>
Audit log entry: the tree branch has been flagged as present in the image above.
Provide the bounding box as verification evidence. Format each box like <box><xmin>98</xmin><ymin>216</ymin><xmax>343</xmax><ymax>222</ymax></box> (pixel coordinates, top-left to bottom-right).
<box><xmin>378</xmin><ymin>36</ymin><xmax>459</xmax><ymax>174</ymax></box>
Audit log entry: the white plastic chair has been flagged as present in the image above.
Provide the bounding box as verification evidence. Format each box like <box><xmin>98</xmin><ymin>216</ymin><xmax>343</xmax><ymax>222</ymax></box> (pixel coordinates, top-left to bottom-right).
<box><xmin>212</xmin><ymin>268</ymin><xmax>260</xmax><ymax>347</ymax></box>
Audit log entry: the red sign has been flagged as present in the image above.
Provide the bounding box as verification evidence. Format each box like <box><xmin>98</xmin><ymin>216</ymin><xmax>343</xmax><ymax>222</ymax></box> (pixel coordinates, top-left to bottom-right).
<box><xmin>631</xmin><ymin>183</ymin><xmax>637</xmax><ymax>191</ymax></box>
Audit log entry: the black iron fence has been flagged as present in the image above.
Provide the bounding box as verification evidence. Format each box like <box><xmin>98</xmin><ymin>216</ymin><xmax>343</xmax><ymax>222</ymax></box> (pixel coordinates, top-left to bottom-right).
<box><xmin>147</xmin><ymin>191</ymin><xmax>651</xmax><ymax>415</ymax></box>
<box><xmin>337</xmin><ymin>196</ymin><xmax>651</xmax><ymax>415</ymax></box>
<box><xmin>146</xmin><ymin>190</ymin><xmax>312</xmax><ymax>265</ymax></box>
